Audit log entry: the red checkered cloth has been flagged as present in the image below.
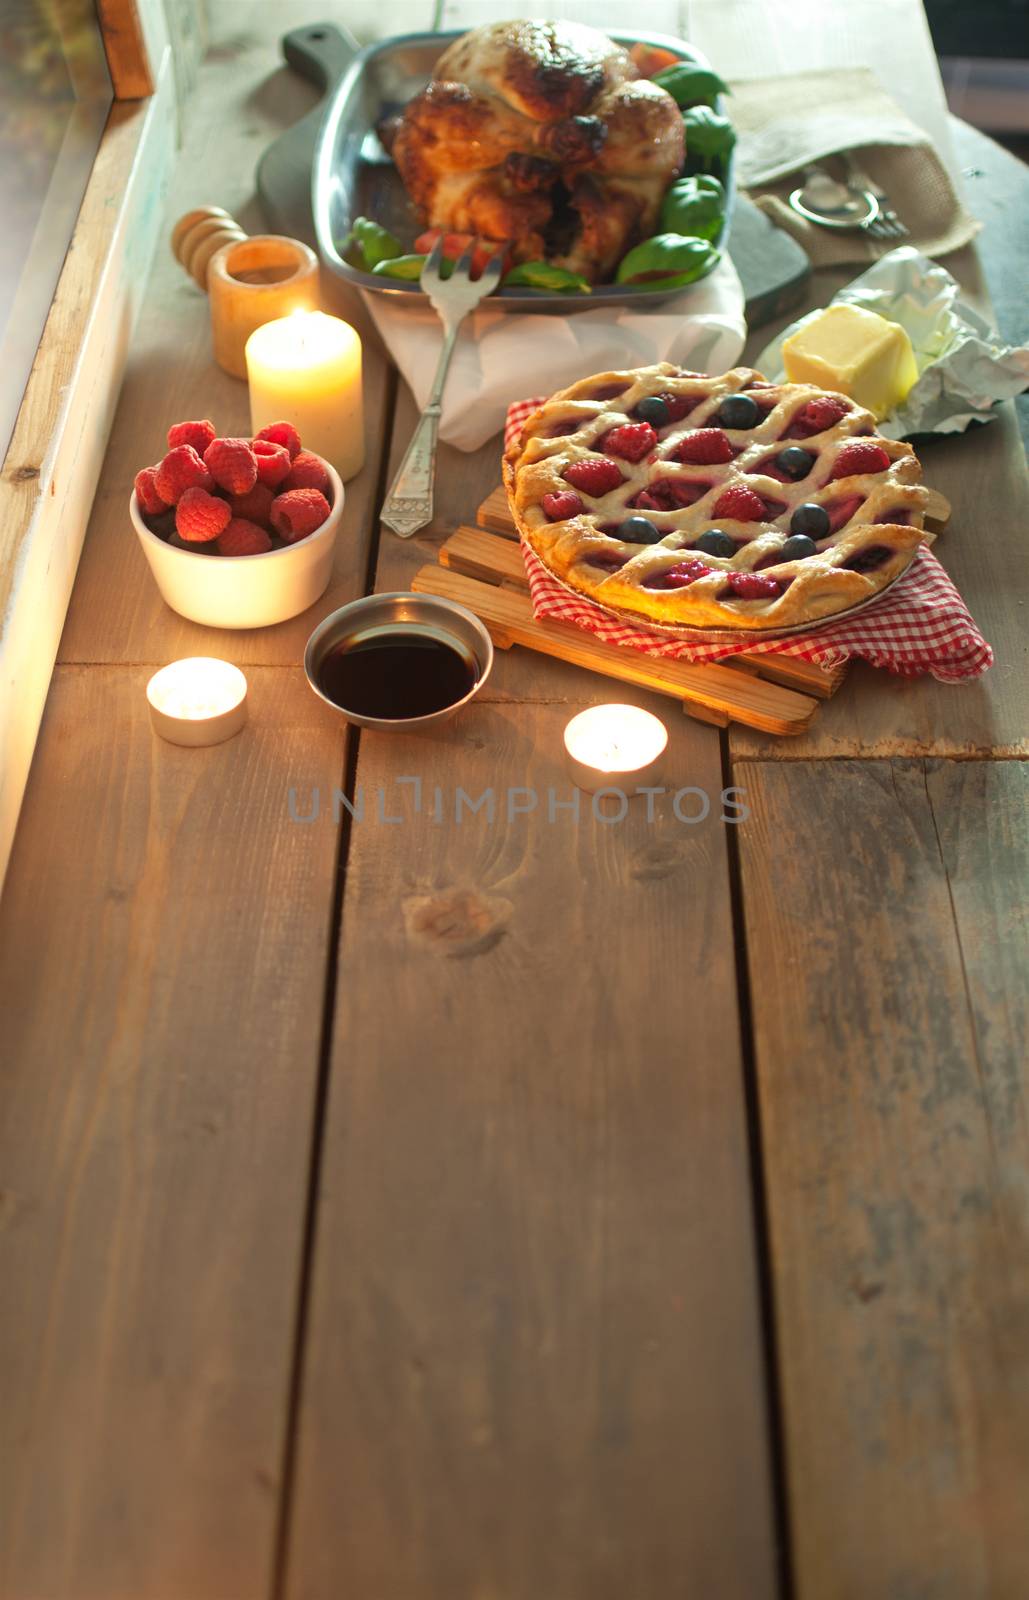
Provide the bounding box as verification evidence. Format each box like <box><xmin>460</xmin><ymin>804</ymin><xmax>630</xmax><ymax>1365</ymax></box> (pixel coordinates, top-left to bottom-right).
<box><xmin>505</xmin><ymin>397</ymin><xmax>993</xmax><ymax>682</ymax></box>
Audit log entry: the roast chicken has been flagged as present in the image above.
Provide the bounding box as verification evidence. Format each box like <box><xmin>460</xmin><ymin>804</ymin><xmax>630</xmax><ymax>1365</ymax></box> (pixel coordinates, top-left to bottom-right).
<box><xmin>388</xmin><ymin>21</ymin><xmax>685</xmax><ymax>283</ymax></box>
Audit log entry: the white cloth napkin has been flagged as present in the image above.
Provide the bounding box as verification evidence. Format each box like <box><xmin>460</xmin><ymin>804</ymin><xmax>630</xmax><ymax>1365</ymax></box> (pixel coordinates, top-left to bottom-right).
<box><xmin>361</xmin><ymin>254</ymin><xmax>747</xmax><ymax>452</ymax></box>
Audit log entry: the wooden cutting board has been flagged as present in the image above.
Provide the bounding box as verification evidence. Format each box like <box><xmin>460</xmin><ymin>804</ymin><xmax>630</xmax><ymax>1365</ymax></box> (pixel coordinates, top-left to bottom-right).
<box><xmin>256</xmin><ymin>22</ymin><xmax>811</xmax><ymax>328</ymax></box>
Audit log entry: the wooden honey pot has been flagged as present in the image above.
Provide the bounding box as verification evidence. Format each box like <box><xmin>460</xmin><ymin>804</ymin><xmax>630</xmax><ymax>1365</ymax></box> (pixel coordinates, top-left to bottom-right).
<box><xmin>171</xmin><ymin>206</ymin><xmax>321</xmax><ymax>378</ymax></box>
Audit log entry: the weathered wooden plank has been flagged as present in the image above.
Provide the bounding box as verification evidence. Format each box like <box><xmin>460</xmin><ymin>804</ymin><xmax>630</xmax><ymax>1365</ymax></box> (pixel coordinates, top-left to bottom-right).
<box><xmin>0</xmin><ymin>69</ymin><xmax>177</xmax><ymax>896</ymax></box>
<box><xmin>0</xmin><ymin>664</ymin><xmax>345</xmax><ymax>1600</ymax></box>
<box><xmin>284</xmin><ymin>390</ymin><xmax>779</xmax><ymax>1599</ymax></box>
<box><xmin>734</xmin><ymin>215</ymin><xmax>1029</xmax><ymax>759</ymax></box>
<box><xmin>737</xmin><ymin>757</ymin><xmax>1029</xmax><ymax>1599</ymax></box>
<box><xmin>287</xmin><ymin>703</ymin><xmax>778</xmax><ymax>1600</ymax></box>
<box><xmin>950</xmin><ymin>119</ymin><xmax>1029</xmax><ymax>455</ymax></box>
<box><xmin>97</xmin><ymin>0</ymin><xmax>156</xmax><ymax>97</ymax></box>
<box><xmin>56</xmin><ymin>20</ymin><xmax>392</xmax><ymax>673</ymax></box>
<box><xmin>729</xmin><ymin>405</ymin><xmax>1029</xmax><ymax>760</ymax></box>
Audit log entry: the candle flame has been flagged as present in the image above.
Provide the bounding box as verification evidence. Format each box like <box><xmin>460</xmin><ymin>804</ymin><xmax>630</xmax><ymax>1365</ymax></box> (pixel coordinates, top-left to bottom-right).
<box><xmin>147</xmin><ymin>658</ymin><xmax>247</xmax><ymax>721</ymax></box>
<box><xmin>563</xmin><ymin>704</ymin><xmax>668</xmax><ymax>773</ymax></box>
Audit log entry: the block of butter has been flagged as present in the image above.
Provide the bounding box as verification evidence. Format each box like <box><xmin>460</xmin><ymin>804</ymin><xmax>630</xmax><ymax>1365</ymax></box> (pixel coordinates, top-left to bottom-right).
<box><xmin>782</xmin><ymin>303</ymin><xmax>918</xmax><ymax>420</ymax></box>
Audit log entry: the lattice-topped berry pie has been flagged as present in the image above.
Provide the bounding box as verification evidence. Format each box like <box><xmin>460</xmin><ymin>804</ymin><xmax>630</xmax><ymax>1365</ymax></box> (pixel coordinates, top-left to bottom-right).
<box><xmin>504</xmin><ymin>364</ymin><xmax>950</xmax><ymax>632</ymax></box>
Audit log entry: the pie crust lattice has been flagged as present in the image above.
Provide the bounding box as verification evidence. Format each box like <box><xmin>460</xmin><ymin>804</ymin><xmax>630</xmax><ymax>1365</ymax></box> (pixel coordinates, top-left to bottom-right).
<box><xmin>504</xmin><ymin>364</ymin><xmax>948</xmax><ymax>632</ymax></box>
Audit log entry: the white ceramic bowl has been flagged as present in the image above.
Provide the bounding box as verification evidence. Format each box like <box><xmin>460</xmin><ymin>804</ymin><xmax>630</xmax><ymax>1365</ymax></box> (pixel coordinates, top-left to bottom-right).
<box><xmin>130</xmin><ymin>456</ymin><xmax>343</xmax><ymax>629</ymax></box>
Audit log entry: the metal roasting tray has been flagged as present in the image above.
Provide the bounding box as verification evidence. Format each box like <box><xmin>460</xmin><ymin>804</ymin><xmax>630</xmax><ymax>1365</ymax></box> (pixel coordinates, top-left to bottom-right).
<box><xmin>312</xmin><ymin>28</ymin><xmax>735</xmax><ymax>312</ymax></box>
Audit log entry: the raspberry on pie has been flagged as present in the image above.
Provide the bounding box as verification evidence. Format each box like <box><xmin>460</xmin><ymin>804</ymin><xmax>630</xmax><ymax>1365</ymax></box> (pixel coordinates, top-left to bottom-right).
<box><xmin>671</xmin><ymin>429</ymin><xmax>734</xmax><ymax>465</ymax></box>
<box><xmin>563</xmin><ymin>457</ymin><xmax>625</xmax><ymax>496</ymax></box>
<box><xmin>711</xmin><ymin>485</ymin><xmax>766</xmax><ymax>522</ymax></box>
<box><xmin>602</xmin><ymin>422</ymin><xmax>657</xmax><ymax>462</ymax></box>
<box><xmin>791</xmin><ymin>394</ymin><xmax>851</xmax><ymax>435</ymax></box>
<box><xmin>503</xmin><ymin>363</ymin><xmax>950</xmax><ymax>632</ymax></box>
<box><xmin>830</xmin><ymin>440</ymin><xmax>892</xmax><ymax>479</ymax></box>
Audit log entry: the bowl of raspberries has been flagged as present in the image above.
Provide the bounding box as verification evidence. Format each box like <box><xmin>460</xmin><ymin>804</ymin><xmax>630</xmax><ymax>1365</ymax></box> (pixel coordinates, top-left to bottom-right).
<box><xmin>131</xmin><ymin>418</ymin><xmax>343</xmax><ymax>627</ymax></box>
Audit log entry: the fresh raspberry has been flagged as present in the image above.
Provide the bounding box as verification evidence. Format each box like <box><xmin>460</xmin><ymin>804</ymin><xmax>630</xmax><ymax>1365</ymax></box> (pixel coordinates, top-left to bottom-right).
<box><xmin>251</xmin><ymin>438</ymin><xmax>292</xmax><ymax>487</ymax></box>
<box><xmin>672</xmin><ymin>428</ymin><xmax>734</xmax><ymax>465</ymax></box>
<box><xmin>563</xmin><ymin>457</ymin><xmax>625</xmax><ymax>496</ymax></box>
<box><xmin>661</xmin><ymin>558</ymin><xmax>711</xmax><ymax>589</ymax></box>
<box><xmin>270</xmin><ymin>487</ymin><xmax>331</xmax><ymax>543</ymax></box>
<box><xmin>282</xmin><ymin>449</ymin><xmax>331</xmax><ymax>495</ymax></box>
<box><xmin>830</xmin><ymin>440</ymin><xmax>891</xmax><ymax>480</ymax></box>
<box><xmin>602</xmin><ymin>421</ymin><xmax>657</xmax><ymax>462</ymax></box>
<box><xmin>154</xmin><ymin>445</ymin><xmax>212</xmax><ymax>505</ymax></box>
<box><xmin>167</xmin><ymin>418</ymin><xmax>216</xmax><ymax>455</ymax></box>
<box><xmin>792</xmin><ymin>395</ymin><xmax>851</xmax><ymax>436</ymax></box>
<box><xmin>229</xmin><ymin>482</ymin><xmax>275</xmax><ymax>525</ymax></box>
<box><xmin>254</xmin><ymin>420</ymin><xmax>302</xmax><ymax>460</ymax></box>
<box><xmin>134</xmin><ymin>465</ymin><xmax>168</xmax><ymax>516</ymax></box>
<box><xmin>175</xmin><ymin>485</ymin><xmax>231</xmax><ymax>543</ymax></box>
<box><xmin>541</xmin><ymin>489</ymin><xmax>584</xmax><ymax>521</ymax></box>
<box><xmin>219</xmin><ymin>517</ymin><xmax>273</xmax><ymax>557</ymax></box>
<box><xmin>727</xmin><ymin>571</ymin><xmax>782</xmax><ymax>599</ymax></box>
<box><xmin>712</xmin><ymin>485</ymin><xmax>767</xmax><ymax>521</ymax></box>
<box><xmin>204</xmin><ymin>437</ymin><xmax>258</xmax><ymax>496</ymax></box>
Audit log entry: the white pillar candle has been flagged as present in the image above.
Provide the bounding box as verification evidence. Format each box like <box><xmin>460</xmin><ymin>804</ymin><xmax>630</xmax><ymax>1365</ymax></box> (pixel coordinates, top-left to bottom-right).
<box><xmin>563</xmin><ymin>704</ymin><xmax>668</xmax><ymax>792</ymax></box>
<box><xmin>246</xmin><ymin>311</ymin><xmax>365</xmax><ymax>481</ymax></box>
<box><xmin>147</xmin><ymin>658</ymin><xmax>248</xmax><ymax>747</ymax></box>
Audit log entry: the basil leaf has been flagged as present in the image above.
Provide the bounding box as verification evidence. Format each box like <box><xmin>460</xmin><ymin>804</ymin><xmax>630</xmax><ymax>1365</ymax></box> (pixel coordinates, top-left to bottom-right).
<box><xmin>341</xmin><ymin>216</ymin><xmax>403</xmax><ymax>271</ymax></box>
<box><xmin>371</xmin><ymin>253</ymin><xmax>428</xmax><ymax>280</ymax></box>
<box><xmin>653</xmin><ymin>62</ymin><xmax>729</xmax><ymax>109</ymax></box>
<box><xmin>501</xmin><ymin>261</ymin><xmax>591</xmax><ymax>294</ymax></box>
<box><xmin>659</xmin><ymin>175</ymin><xmax>726</xmax><ymax>242</ymax></box>
<box><xmin>615</xmin><ymin>233</ymin><xmax>720</xmax><ymax>287</ymax></box>
<box><xmin>682</xmin><ymin>106</ymin><xmax>736</xmax><ymax>173</ymax></box>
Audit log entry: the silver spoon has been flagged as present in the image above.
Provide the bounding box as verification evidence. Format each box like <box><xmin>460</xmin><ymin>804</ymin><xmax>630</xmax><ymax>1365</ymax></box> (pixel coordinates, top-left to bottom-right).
<box><xmin>788</xmin><ymin>166</ymin><xmax>881</xmax><ymax>231</ymax></box>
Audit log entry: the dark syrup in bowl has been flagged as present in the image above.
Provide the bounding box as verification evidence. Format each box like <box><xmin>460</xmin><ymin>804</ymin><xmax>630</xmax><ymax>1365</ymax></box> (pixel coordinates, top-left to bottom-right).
<box><xmin>316</xmin><ymin>627</ymin><xmax>478</xmax><ymax>719</ymax></box>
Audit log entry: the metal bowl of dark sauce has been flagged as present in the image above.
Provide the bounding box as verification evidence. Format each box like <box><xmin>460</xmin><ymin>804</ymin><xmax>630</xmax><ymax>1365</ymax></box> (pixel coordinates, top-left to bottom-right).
<box><xmin>304</xmin><ymin>592</ymin><xmax>493</xmax><ymax>729</ymax></box>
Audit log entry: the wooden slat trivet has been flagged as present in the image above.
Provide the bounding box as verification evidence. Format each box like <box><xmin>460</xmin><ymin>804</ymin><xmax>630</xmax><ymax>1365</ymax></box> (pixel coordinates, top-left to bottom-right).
<box><xmin>473</xmin><ymin>489</ymin><xmax>846</xmax><ymax>701</ymax></box>
<box><xmin>412</xmin><ymin>562</ymin><xmax>817</xmax><ymax>734</ymax></box>
<box><xmin>411</xmin><ymin>504</ymin><xmax>847</xmax><ymax>735</ymax></box>
<box><xmin>415</xmin><ymin>546</ymin><xmax>824</xmax><ymax>741</ymax></box>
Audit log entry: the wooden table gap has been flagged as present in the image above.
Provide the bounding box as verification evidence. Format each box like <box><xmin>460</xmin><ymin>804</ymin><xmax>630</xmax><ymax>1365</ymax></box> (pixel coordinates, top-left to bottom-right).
<box><xmin>719</xmin><ymin>728</ymin><xmax>798</xmax><ymax>1600</ymax></box>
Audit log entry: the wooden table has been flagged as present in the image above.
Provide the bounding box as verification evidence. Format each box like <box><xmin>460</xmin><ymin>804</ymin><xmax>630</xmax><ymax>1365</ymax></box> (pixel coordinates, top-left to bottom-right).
<box><xmin>1</xmin><ymin>9</ymin><xmax>1027</xmax><ymax>1598</ymax></box>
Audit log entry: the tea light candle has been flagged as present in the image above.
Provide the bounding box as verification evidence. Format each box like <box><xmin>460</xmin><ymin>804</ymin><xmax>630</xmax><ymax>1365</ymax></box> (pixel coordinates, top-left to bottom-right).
<box><xmin>563</xmin><ymin>704</ymin><xmax>668</xmax><ymax>792</ymax></box>
<box><xmin>146</xmin><ymin>658</ymin><xmax>248</xmax><ymax>747</ymax></box>
<box><xmin>246</xmin><ymin>311</ymin><xmax>364</xmax><ymax>481</ymax></box>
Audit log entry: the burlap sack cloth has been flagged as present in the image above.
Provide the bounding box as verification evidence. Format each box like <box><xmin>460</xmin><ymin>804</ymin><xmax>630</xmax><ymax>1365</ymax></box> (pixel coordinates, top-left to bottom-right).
<box><xmin>729</xmin><ymin>67</ymin><xmax>980</xmax><ymax>266</ymax></box>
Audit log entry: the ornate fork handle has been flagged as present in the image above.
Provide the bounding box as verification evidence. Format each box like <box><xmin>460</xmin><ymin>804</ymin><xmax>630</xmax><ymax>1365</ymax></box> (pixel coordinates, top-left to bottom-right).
<box><xmin>381</xmin><ymin>324</ymin><xmax>460</xmax><ymax>539</ymax></box>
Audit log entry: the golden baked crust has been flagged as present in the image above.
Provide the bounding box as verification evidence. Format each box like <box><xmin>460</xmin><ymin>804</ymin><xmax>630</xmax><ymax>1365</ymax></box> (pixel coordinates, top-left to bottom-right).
<box><xmin>504</xmin><ymin>363</ymin><xmax>947</xmax><ymax>633</ymax></box>
<box><xmin>391</xmin><ymin>22</ymin><xmax>684</xmax><ymax>282</ymax></box>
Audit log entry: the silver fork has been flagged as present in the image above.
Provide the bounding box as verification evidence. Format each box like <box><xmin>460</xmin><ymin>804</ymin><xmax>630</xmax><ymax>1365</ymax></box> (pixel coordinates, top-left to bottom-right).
<box><xmin>380</xmin><ymin>238</ymin><xmax>507</xmax><ymax>539</ymax></box>
<box><xmin>840</xmin><ymin>152</ymin><xmax>909</xmax><ymax>240</ymax></box>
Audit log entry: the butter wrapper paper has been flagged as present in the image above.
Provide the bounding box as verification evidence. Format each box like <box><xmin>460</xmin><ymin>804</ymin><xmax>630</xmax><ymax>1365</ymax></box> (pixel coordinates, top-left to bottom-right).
<box><xmin>756</xmin><ymin>246</ymin><xmax>1029</xmax><ymax>438</ymax></box>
